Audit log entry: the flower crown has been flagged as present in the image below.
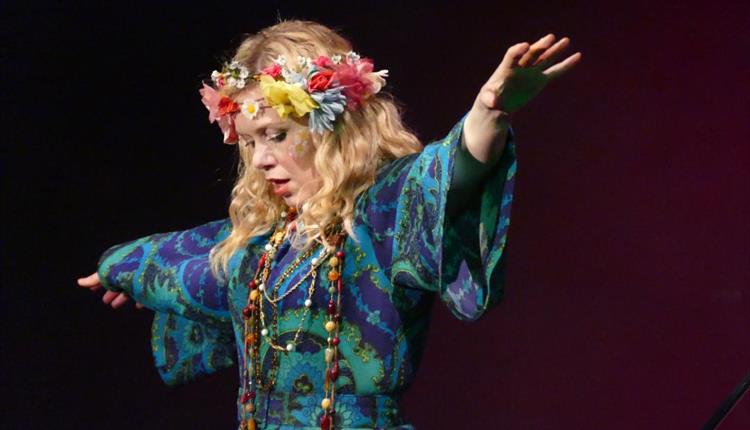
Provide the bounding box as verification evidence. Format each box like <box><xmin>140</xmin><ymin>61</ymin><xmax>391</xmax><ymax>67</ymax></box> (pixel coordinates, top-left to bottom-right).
<box><xmin>199</xmin><ymin>52</ymin><xmax>388</xmax><ymax>144</ymax></box>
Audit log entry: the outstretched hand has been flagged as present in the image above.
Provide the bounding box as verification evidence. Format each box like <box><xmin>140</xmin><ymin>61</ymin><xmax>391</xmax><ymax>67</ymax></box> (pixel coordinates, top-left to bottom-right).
<box><xmin>77</xmin><ymin>272</ymin><xmax>144</xmax><ymax>310</ymax></box>
<box><xmin>463</xmin><ymin>34</ymin><xmax>581</xmax><ymax>164</ymax></box>
<box><xmin>477</xmin><ymin>33</ymin><xmax>582</xmax><ymax>114</ymax></box>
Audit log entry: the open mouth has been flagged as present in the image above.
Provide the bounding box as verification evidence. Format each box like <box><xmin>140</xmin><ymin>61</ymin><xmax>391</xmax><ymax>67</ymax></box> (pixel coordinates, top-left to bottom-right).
<box><xmin>268</xmin><ymin>179</ymin><xmax>291</xmax><ymax>196</ymax></box>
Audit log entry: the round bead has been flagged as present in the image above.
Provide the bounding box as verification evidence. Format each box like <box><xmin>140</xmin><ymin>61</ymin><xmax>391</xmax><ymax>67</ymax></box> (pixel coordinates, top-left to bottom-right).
<box><xmin>327</xmin><ymin>270</ymin><xmax>340</xmax><ymax>281</ymax></box>
<box><xmin>328</xmin><ymin>256</ymin><xmax>339</xmax><ymax>267</ymax></box>
<box><xmin>336</xmin><ymin>250</ymin><xmax>344</xmax><ymax>258</ymax></box>
<box><xmin>332</xmin><ymin>337</ymin><xmax>340</xmax><ymax>346</ymax></box>
<box><xmin>242</xmin><ymin>307</ymin><xmax>252</xmax><ymax>319</ymax></box>
<box><xmin>326</xmin><ymin>302</ymin><xmax>336</xmax><ymax>315</ymax></box>
<box><xmin>321</xmin><ymin>398</ymin><xmax>331</xmax><ymax>409</ymax></box>
<box><xmin>248</xmin><ymin>280</ymin><xmax>257</xmax><ymax>289</ymax></box>
<box><xmin>328</xmin><ymin>286</ymin><xmax>336</xmax><ymax>294</ymax></box>
<box><xmin>249</xmin><ymin>290</ymin><xmax>259</xmax><ymax>301</ymax></box>
<box><xmin>245</xmin><ymin>334</ymin><xmax>255</xmax><ymax>344</ymax></box>
<box><xmin>265</xmin><ymin>244</ymin><xmax>273</xmax><ymax>252</ymax></box>
<box><xmin>311</xmin><ymin>257</ymin><xmax>319</xmax><ymax>266</ymax></box>
<box><xmin>244</xmin><ymin>402</ymin><xmax>255</xmax><ymax>413</ymax></box>
<box><xmin>286</xmin><ymin>343</ymin><xmax>295</xmax><ymax>352</ymax></box>
<box><xmin>324</xmin><ymin>321</ymin><xmax>337</xmax><ymax>332</ymax></box>
<box><xmin>304</xmin><ymin>299</ymin><xmax>313</xmax><ymax>307</ymax></box>
<box><xmin>281</xmin><ymin>211</ymin><xmax>287</xmax><ymax>218</ymax></box>
<box><xmin>258</xmin><ymin>283</ymin><xmax>265</xmax><ymax>291</ymax></box>
<box><xmin>261</xmin><ymin>328</ymin><xmax>269</xmax><ymax>337</ymax></box>
<box><xmin>246</xmin><ymin>417</ymin><xmax>257</xmax><ymax>430</ymax></box>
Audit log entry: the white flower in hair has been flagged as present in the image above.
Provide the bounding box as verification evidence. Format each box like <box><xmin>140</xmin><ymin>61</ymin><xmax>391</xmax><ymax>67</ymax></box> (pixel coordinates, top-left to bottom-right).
<box><xmin>331</xmin><ymin>54</ymin><xmax>342</xmax><ymax>64</ymax></box>
<box><xmin>227</xmin><ymin>77</ymin><xmax>238</xmax><ymax>87</ymax></box>
<box><xmin>368</xmin><ymin>69</ymin><xmax>389</xmax><ymax>94</ymax></box>
<box><xmin>346</xmin><ymin>51</ymin><xmax>360</xmax><ymax>62</ymax></box>
<box><xmin>241</xmin><ymin>100</ymin><xmax>261</xmax><ymax>120</ymax></box>
<box><xmin>273</xmin><ymin>55</ymin><xmax>287</xmax><ymax>66</ymax></box>
<box><xmin>299</xmin><ymin>56</ymin><xmax>312</xmax><ymax>70</ymax></box>
<box><xmin>238</xmin><ymin>67</ymin><xmax>250</xmax><ymax>79</ymax></box>
<box><xmin>282</xmin><ymin>68</ymin><xmax>307</xmax><ymax>87</ymax></box>
<box><xmin>230</xmin><ymin>60</ymin><xmax>242</xmax><ymax>69</ymax></box>
<box><xmin>235</xmin><ymin>79</ymin><xmax>246</xmax><ymax>89</ymax></box>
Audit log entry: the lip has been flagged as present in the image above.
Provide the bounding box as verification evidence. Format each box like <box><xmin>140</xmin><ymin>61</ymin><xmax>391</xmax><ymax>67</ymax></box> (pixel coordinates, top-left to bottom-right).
<box><xmin>267</xmin><ymin>178</ymin><xmax>291</xmax><ymax>196</ymax></box>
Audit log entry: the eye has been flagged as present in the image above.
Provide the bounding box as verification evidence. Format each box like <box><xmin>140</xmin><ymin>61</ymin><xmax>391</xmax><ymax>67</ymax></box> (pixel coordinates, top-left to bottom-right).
<box><xmin>241</xmin><ymin>138</ymin><xmax>255</xmax><ymax>148</ymax></box>
<box><xmin>267</xmin><ymin>131</ymin><xmax>287</xmax><ymax>143</ymax></box>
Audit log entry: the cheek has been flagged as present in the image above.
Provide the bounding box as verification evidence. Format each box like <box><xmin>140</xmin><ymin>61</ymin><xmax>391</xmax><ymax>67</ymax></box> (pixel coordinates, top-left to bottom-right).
<box><xmin>287</xmin><ymin>130</ymin><xmax>313</xmax><ymax>162</ymax></box>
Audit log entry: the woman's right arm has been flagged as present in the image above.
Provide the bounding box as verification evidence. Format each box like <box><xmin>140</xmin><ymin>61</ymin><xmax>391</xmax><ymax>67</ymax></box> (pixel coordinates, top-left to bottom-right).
<box><xmin>77</xmin><ymin>218</ymin><xmax>238</xmax><ymax>385</ymax></box>
<box><xmin>81</xmin><ymin>218</ymin><xmax>233</xmax><ymax>323</ymax></box>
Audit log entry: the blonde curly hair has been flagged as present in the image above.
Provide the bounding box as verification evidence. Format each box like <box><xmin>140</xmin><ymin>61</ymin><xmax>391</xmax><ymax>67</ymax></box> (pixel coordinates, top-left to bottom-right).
<box><xmin>209</xmin><ymin>20</ymin><xmax>422</xmax><ymax>276</ymax></box>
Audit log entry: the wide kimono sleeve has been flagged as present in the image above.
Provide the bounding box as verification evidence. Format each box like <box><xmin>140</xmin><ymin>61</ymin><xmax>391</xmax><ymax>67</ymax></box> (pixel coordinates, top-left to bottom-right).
<box><xmin>361</xmin><ymin>115</ymin><xmax>516</xmax><ymax>321</ymax></box>
<box><xmin>97</xmin><ymin>218</ymin><xmax>235</xmax><ymax>385</ymax></box>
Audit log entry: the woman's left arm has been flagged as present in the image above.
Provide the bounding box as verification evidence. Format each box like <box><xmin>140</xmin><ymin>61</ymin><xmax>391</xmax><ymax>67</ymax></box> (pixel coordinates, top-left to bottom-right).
<box><xmin>448</xmin><ymin>34</ymin><xmax>581</xmax><ymax>211</ymax></box>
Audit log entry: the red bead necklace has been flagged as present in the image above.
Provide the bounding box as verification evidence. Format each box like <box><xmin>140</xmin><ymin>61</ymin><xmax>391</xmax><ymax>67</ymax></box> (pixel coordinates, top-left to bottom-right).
<box><xmin>239</xmin><ymin>208</ymin><xmax>346</xmax><ymax>430</ymax></box>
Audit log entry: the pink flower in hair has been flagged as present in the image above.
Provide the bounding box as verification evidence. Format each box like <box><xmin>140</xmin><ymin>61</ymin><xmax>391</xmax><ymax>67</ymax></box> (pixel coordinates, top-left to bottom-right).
<box><xmin>313</xmin><ymin>55</ymin><xmax>334</xmax><ymax>68</ymax></box>
<box><xmin>261</xmin><ymin>64</ymin><xmax>282</xmax><ymax>79</ymax></box>
<box><xmin>333</xmin><ymin>58</ymin><xmax>375</xmax><ymax>110</ymax></box>
<box><xmin>199</xmin><ymin>83</ymin><xmax>239</xmax><ymax>144</ymax></box>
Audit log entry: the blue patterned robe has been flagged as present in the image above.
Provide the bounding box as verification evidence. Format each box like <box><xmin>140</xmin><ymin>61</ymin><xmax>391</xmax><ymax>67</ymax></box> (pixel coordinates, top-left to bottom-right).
<box><xmin>98</xmin><ymin>117</ymin><xmax>517</xmax><ymax>429</ymax></box>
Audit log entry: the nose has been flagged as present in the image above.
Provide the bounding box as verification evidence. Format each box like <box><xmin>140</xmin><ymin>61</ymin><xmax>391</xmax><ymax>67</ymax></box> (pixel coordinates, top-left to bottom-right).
<box><xmin>251</xmin><ymin>143</ymin><xmax>276</xmax><ymax>171</ymax></box>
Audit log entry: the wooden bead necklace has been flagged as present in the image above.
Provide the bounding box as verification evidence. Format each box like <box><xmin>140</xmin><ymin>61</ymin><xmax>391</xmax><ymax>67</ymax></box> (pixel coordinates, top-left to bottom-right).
<box><xmin>239</xmin><ymin>208</ymin><xmax>346</xmax><ymax>430</ymax></box>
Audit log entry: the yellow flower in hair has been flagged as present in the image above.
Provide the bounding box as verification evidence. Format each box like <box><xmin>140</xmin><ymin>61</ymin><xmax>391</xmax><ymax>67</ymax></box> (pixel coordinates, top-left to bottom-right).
<box><xmin>259</xmin><ymin>75</ymin><xmax>318</xmax><ymax>119</ymax></box>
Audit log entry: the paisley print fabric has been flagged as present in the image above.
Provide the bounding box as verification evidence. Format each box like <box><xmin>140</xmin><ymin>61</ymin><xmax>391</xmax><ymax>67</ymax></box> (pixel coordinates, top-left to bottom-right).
<box><xmin>97</xmin><ymin>116</ymin><xmax>517</xmax><ymax>429</ymax></box>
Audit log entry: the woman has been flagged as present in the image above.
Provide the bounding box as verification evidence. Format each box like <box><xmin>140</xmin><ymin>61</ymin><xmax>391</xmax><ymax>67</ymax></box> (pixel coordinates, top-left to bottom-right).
<box><xmin>78</xmin><ymin>20</ymin><xmax>580</xmax><ymax>430</ymax></box>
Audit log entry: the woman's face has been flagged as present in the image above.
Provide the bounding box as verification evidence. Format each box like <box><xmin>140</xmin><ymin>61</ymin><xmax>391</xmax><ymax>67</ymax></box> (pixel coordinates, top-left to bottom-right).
<box><xmin>234</xmin><ymin>87</ymin><xmax>318</xmax><ymax>208</ymax></box>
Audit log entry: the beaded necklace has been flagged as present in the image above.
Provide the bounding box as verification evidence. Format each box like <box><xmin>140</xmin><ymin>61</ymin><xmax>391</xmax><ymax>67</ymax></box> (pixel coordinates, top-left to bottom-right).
<box><xmin>240</xmin><ymin>208</ymin><xmax>346</xmax><ymax>430</ymax></box>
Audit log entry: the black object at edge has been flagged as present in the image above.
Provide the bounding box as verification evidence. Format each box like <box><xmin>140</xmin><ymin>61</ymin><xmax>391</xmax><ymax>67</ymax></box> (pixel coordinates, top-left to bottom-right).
<box><xmin>701</xmin><ymin>371</ymin><xmax>750</xmax><ymax>430</ymax></box>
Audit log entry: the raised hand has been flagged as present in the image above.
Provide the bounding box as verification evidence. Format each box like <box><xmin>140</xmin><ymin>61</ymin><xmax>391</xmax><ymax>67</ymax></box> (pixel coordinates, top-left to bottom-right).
<box><xmin>462</xmin><ymin>34</ymin><xmax>581</xmax><ymax>164</ymax></box>
<box><xmin>77</xmin><ymin>272</ymin><xmax>144</xmax><ymax>309</ymax></box>
<box><xmin>477</xmin><ymin>33</ymin><xmax>582</xmax><ymax>114</ymax></box>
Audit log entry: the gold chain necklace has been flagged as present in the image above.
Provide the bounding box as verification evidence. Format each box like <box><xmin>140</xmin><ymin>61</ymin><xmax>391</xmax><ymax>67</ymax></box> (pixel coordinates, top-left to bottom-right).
<box><xmin>239</xmin><ymin>208</ymin><xmax>347</xmax><ymax>430</ymax></box>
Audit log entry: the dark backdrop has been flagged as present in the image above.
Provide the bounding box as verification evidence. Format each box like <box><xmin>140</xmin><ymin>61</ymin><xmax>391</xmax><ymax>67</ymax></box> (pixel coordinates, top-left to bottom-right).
<box><xmin>3</xmin><ymin>1</ymin><xmax>748</xmax><ymax>429</ymax></box>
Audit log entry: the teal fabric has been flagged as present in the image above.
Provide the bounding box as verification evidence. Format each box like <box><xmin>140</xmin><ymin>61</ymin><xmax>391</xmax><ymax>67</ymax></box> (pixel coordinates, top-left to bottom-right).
<box><xmin>98</xmin><ymin>115</ymin><xmax>517</xmax><ymax>428</ymax></box>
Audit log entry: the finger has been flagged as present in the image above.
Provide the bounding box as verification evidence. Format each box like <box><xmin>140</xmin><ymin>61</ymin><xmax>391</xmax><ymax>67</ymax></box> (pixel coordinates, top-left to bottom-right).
<box><xmin>77</xmin><ymin>272</ymin><xmax>101</xmax><ymax>288</ymax></box>
<box><xmin>518</xmin><ymin>34</ymin><xmax>555</xmax><ymax>67</ymax></box>
<box><xmin>102</xmin><ymin>290</ymin><xmax>118</xmax><ymax>304</ymax></box>
<box><xmin>543</xmin><ymin>52</ymin><xmax>582</xmax><ymax>79</ymax></box>
<box><xmin>487</xmin><ymin>42</ymin><xmax>530</xmax><ymax>83</ymax></box>
<box><xmin>111</xmin><ymin>293</ymin><xmax>130</xmax><ymax>309</ymax></box>
<box><xmin>534</xmin><ymin>37</ymin><xmax>570</xmax><ymax>68</ymax></box>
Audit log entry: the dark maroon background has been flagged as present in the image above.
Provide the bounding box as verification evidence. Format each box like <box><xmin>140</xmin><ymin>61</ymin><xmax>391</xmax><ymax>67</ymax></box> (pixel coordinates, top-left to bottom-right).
<box><xmin>3</xmin><ymin>1</ymin><xmax>748</xmax><ymax>429</ymax></box>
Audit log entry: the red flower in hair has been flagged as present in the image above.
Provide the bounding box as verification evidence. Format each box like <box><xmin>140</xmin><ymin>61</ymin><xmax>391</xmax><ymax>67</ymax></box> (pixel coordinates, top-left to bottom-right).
<box><xmin>333</xmin><ymin>58</ymin><xmax>375</xmax><ymax>110</ymax></box>
<box><xmin>199</xmin><ymin>83</ymin><xmax>240</xmax><ymax>144</ymax></box>
<box><xmin>313</xmin><ymin>55</ymin><xmax>334</xmax><ymax>68</ymax></box>
<box><xmin>218</xmin><ymin>96</ymin><xmax>240</xmax><ymax>115</ymax></box>
<box><xmin>308</xmin><ymin>69</ymin><xmax>334</xmax><ymax>92</ymax></box>
<box><xmin>261</xmin><ymin>64</ymin><xmax>282</xmax><ymax>78</ymax></box>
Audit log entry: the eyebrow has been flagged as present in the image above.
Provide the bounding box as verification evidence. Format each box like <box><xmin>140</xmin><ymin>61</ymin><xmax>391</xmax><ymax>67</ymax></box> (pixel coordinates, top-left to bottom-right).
<box><xmin>237</xmin><ymin>121</ymin><xmax>287</xmax><ymax>137</ymax></box>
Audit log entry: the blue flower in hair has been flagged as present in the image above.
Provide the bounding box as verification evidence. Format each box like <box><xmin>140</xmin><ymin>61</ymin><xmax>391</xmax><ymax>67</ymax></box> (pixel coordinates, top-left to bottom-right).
<box><xmin>310</xmin><ymin>87</ymin><xmax>347</xmax><ymax>133</ymax></box>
